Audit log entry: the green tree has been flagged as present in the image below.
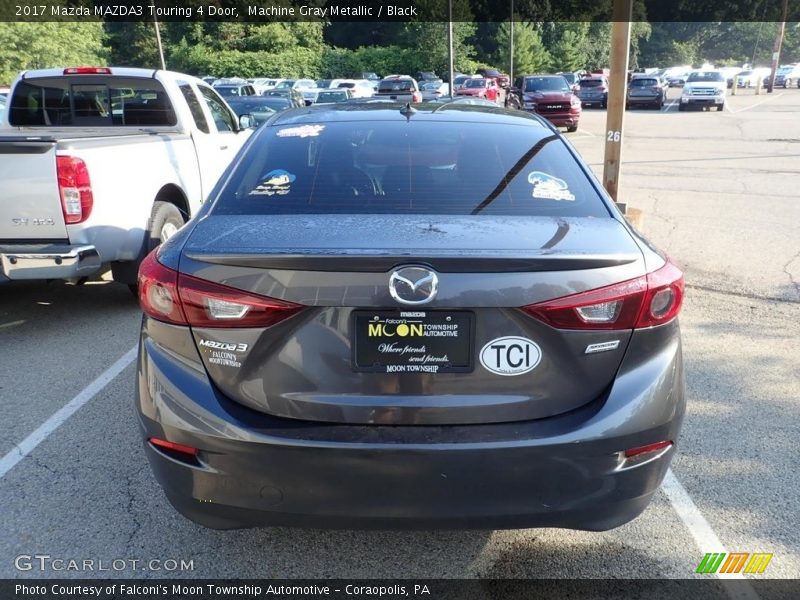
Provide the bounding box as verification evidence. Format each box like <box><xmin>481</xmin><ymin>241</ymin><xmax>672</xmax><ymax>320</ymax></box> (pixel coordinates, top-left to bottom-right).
<box><xmin>547</xmin><ymin>23</ymin><xmax>589</xmax><ymax>72</ymax></box>
<box><xmin>0</xmin><ymin>22</ymin><xmax>107</xmax><ymax>83</ymax></box>
<box><xmin>495</xmin><ymin>21</ymin><xmax>551</xmax><ymax>76</ymax></box>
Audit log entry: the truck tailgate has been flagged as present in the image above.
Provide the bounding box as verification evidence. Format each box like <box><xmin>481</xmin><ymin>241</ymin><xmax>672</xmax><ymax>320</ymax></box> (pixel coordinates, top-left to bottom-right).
<box><xmin>0</xmin><ymin>138</ymin><xmax>67</xmax><ymax>241</ymax></box>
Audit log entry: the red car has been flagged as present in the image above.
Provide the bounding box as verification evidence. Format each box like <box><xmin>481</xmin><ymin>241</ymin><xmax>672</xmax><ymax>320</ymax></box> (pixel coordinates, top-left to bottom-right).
<box><xmin>456</xmin><ymin>77</ymin><xmax>499</xmax><ymax>102</ymax></box>
<box><xmin>477</xmin><ymin>67</ymin><xmax>510</xmax><ymax>88</ymax></box>
<box><xmin>519</xmin><ymin>75</ymin><xmax>581</xmax><ymax>132</ymax></box>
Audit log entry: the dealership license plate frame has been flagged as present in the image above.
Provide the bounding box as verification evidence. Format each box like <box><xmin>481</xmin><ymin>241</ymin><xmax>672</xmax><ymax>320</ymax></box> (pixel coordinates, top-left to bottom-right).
<box><xmin>351</xmin><ymin>310</ymin><xmax>475</xmax><ymax>374</ymax></box>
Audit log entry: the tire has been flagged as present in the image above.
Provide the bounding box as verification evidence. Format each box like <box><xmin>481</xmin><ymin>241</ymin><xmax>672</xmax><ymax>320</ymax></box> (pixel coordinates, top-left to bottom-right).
<box><xmin>718</xmin><ymin>103</ymin><xmax>725</xmax><ymax>112</ymax></box>
<box><xmin>112</xmin><ymin>201</ymin><xmax>185</xmax><ymax>287</ymax></box>
<box><xmin>566</xmin><ymin>125</ymin><xmax>578</xmax><ymax>133</ymax></box>
<box><xmin>147</xmin><ymin>201</ymin><xmax>185</xmax><ymax>253</ymax></box>
<box><xmin>678</xmin><ymin>104</ymin><xmax>685</xmax><ymax>112</ymax></box>
<box><xmin>601</xmin><ymin>99</ymin><xmax>608</xmax><ymax>109</ymax></box>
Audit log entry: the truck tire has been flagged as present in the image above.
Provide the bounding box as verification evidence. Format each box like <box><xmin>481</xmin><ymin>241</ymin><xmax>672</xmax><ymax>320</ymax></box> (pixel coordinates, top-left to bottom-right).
<box><xmin>115</xmin><ymin>201</ymin><xmax>186</xmax><ymax>293</ymax></box>
<box><xmin>148</xmin><ymin>201</ymin><xmax>185</xmax><ymax>252</ymax></box>
<box><xmin>566</xmin><ymin>125</ymin><xmax>578</xmax><ymax>132</ymax></box>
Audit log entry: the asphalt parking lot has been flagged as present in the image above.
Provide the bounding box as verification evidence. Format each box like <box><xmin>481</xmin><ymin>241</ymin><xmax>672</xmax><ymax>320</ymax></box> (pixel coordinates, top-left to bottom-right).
<box><xmin>1</xmin><ymin>86</ymin><xmax>798</xmax><ymax>583</ymax></box>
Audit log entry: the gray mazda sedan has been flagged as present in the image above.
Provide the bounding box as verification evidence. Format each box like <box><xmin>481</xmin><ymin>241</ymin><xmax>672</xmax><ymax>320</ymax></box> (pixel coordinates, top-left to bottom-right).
<box><xmin>136</xmin><ymin>102</ymin><xmax>685</xmax><ymax>530</ymax></box>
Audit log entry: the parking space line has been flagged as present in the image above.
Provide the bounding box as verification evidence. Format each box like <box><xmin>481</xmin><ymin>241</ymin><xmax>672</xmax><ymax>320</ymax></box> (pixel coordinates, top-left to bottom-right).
<box><xmin>662</xmin><ymin>469</ymin><xmax>759</xmax><ymax>598</ymax></box>
<box><xmin>0</xmin><ymin>345</ymin><xmax>137</xmax><ymax>480</ymax></box>
<box><xmin>663</xmin><ymin>98</ymin><xmax>677</xmax><ymax>112</ymax></box>
<box><xmin>732</xmin><ymin>93</ymin><xmax>784</xmax><ymax>113</ymax></box>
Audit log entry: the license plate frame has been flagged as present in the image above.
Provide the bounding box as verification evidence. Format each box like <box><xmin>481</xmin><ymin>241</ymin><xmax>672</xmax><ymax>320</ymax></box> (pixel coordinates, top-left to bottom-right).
<box><xmin>351</xmin><ymin>310</ymin><xmax>474</xmax><ymax>374</ymax></box>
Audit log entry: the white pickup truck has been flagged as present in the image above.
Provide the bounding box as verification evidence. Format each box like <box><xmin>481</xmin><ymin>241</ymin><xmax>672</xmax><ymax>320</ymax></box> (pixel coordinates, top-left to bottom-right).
<box><xmin>0</xmin><ymin>67</ymin><xmax>254</xmax><ymax>287</ymax></box>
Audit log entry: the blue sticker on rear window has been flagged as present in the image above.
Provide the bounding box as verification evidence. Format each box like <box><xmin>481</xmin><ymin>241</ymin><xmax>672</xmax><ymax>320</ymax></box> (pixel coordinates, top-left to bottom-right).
<box><xmin>528</xmin><ymin>171</ymin><xmax>576</xmax><ymax>201</ymax></box>
<box><xmin>250</xmin><ymin>169</ymin><xmax>296</xmax><ymax>196</ymax></box>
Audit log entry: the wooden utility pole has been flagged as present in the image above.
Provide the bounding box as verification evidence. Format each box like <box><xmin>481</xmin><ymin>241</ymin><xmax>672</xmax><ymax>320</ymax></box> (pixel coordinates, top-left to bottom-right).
<box><xmin>766</xmin><ymin>0</ymin><xmax>789</xmax><ymax>93</ymax></box>
<box><xmin>602</xmin><ymin>0</ymin><xmax>633</xmax><ymax>206</ymax></box>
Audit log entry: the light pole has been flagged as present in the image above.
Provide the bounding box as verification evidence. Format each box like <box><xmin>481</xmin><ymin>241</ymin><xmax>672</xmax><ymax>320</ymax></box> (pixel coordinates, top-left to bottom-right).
<box><xmin>448</xmin><ymin>0</ymin><xmax>454</xmax><ymax>97</ymax></box>
<box><xmin>150</xmin><ymin>0</ymin><xmax>166</xmax><ymax>70</ymax></box>
<box><xmin>509</xmin><ymin>0</ymin><xmax>514</xmax><ymax>87</ymax></box>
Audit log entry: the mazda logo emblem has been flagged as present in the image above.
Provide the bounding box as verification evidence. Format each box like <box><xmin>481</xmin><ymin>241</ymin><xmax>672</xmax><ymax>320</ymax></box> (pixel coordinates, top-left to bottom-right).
<box><xmin>389</xmin><ymin>267</ymin><xmax>439</xmax><ymax>305</ymax></box>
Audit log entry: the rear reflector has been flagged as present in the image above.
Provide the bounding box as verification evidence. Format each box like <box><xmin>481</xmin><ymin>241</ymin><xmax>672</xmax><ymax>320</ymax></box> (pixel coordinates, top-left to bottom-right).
<box><xmin>521</xmin><ymin>259</ymin><xmax>684</xmax><ymax>330</ymax></box>
<box><xmin>63</xmin><ymin>67</ymin><xmax>112</xmax><ymax>75</ymax></box>
<box><xmin>138</xmin><ymin>250</ymin><xmax>305</xmax><ymax>328</ymax></box>
<box><xmin>624</xmin><ymin>440</ymin><xmax>673</xmax><ymax>458</ymax></box>
<box><xmin>56</xmin><ymin>156</ymin><xmax>93</xmax><ymax>224</ymax></box>
<box><xmin>149</xmin><ymin>437</ymin><xmax>198</xmax><ymax>457</ymax></box>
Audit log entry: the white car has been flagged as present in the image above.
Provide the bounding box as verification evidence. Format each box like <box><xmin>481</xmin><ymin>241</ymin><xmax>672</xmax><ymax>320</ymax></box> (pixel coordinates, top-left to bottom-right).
<box><xmin>248</xmin><ymin>78</ymin><xmax>283</xmax><ymax>95</ymax></box>
<box><xmin>679</xmin><ymin>70</ymin><xmax>727</xmax><ymax>111</ymax></box>
<box><xmin>331</xmin><ymin>79</ymin><xmax>374</xmax><ymax>98</ymax></box>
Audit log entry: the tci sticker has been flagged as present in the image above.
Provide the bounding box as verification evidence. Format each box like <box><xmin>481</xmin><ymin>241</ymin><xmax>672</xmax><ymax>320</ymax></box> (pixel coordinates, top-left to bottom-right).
<box><xmin>479</xmin><ymin>336</ymin><xmax>542</xmax><ymax>376</ymax></box>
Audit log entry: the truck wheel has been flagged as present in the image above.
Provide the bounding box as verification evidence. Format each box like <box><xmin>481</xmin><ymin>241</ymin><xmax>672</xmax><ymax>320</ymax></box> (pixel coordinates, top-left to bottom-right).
<box><xmin>566</xmin><ymin>125</ymin><xmax>578</xmax><ymax>133</ymax></box>
<box><xmin>117</xmin><ymin>201</ymin><xmax>186</xmax><ymax>294</ymax></box>
<box><xmin>148</xmin><ymin>201</ymin><xmax>185</xmax><ymax>252</ymax></box>
<box><xmin>678</xmin><ymin>104</ymin><xmax>685</xmax><ymax>112</ymax></box>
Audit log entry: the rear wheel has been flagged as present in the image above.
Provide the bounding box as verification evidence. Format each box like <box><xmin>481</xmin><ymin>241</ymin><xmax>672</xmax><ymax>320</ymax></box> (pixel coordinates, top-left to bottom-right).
<box><xmin>566</xmin><ymin>125</ymin><xmax>578</xmax><ymax>132</ymax></box>
<box><xmin>117</xmin><ymin>201</ymin><xmax>186</xmax><ymax>294</ymax></box>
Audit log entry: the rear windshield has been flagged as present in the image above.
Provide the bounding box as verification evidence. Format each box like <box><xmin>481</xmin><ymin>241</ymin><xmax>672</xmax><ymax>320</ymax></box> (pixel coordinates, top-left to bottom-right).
<box><xmin>9</xmin><ymin>76</ymin><xmax>176</xmax><ymax>127</ymax></box>
<box><xmin>629</xmin><ymin>78</ymin><xmax>658</xmax><ymax>87</ymax></box>
<box><xmin>378</xmin><ymin>79</ymin><xmax>415</xmax><ymax>93</ymax></box>
<box><xmin>579</xmin><ymin>79</ymin><xmax>604</xmax><ymax>88</ymax></box>
<box><xmin>212</xmin><ymin>119</ymin><xmax>609</xmax><ymax>218</ymax></box>
<box><xmin>465</xmin><ymin>79</ymin><xmax>487</xmax><ymax>88</ymax></box>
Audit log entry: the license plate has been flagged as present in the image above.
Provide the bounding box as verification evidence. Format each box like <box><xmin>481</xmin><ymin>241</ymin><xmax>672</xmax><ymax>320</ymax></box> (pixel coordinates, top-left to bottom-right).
<box><xmin>352</xmin><ymin>310</ymin><xmax>474</xmax><ymax>374</ymax></box>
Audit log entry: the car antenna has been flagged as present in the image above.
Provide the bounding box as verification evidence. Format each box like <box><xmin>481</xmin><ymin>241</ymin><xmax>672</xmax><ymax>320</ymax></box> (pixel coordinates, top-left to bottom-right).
<box><xmin>400</xmin><ymin>102</ymin><xmax>416</xmax><ymax>120</ymax></box>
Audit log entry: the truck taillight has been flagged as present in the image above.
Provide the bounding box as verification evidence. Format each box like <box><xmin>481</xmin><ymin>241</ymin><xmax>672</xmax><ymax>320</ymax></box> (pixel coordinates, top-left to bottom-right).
<box><xmin>138</xmin><ymin>251</ymin><xmax>305</xmax><ymax>328</ymax></box>
<box><xmin>411</xmin><ymin>91</ymin><xmax>422</xmax><ymax>103</ymax></box>
<box><xmin>56</xmin><ymin>156</ymin><xmax>93</xmax><ymax>224</ymax></box>
<box><xmin>63</xmin><ymin>67</ymin><xmax>112</xmax><ymax>75</ymax></box>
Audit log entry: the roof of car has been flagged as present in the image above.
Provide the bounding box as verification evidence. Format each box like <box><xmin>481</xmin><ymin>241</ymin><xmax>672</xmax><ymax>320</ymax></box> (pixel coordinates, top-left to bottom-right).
<box><xmin>264</xmin><ymin>102</ymin><xmax>547</xmax><ymax>128</ymax></box>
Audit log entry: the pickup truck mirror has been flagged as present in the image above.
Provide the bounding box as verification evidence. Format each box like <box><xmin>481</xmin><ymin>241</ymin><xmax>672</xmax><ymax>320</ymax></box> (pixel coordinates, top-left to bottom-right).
<box><xmin>238</xmin><ymin>114</ymin><xmax>256</xmax><ymax>129</ymax></box>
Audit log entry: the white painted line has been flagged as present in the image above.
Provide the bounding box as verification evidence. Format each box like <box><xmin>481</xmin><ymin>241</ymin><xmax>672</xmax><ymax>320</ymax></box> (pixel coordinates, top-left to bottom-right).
<box><xmin>663</xmin><ymin>98</ymin><xmax>677</xmax><ymax>112</ymax></box>
<box><xmin>0</xmin><ymin>345</ymin><xmax>137</xmax><ymax>480</ymax></box>
<box><xmin>732</xmin><ymin>93</ymin><xmax>784</xmax><ymax>113</ymax></box>
<box><xmin>662</xmin><ymin>469</ymin><xmax>760</xmax><ymax>599</ymax></box>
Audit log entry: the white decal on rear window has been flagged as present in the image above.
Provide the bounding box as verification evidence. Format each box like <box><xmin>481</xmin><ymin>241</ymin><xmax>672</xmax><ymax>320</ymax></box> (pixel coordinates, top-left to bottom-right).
<box><xmin>249</xmin><ymin>169</ymin><xmax>296</xmax><ymax>196</ymax></box>
<box><xmin>276</xmin><ymin>124</ymin><xmax>325</xmax><ymax>138</ymax></box>
<box><xmin>528</xmin><ymin>171</ymin><xmax>576</xmax><ymax>201</ymax></box>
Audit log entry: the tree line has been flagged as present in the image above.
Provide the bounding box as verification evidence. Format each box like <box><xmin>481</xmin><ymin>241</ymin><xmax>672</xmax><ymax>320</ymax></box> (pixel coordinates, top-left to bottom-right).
<box><xmin>1</xmin><ymin>21</ymin><xmax>798</xmax><ymax>85</ymax></box>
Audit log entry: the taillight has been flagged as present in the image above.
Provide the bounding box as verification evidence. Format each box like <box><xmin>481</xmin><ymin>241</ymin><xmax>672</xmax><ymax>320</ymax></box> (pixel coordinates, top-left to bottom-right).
<box><xmin>56</xmin><ymin>156</ymin><xmax>93</xmax><ymax>224</ymax></box>
<box><xmin>138</xmin><ymin>250</ymin><xmax>304</xmax><ymax>328</ymax></box>
<box><xmin>411</xmin><ymin>91</ymin><xmax>422</xmax><ymax>103</ymax></box>
<box><xmin>138</xmin><ymin>250</ymin><xmax>186</xmax><ymax>325</ymax></box>
<box><xmin>63</xmin><ymin>67</ymin><xmax>112</xmax><ymax>75</ymax></box>
<box><xmin>521</xmin><ymin>259</ymin><xmax>684</xmax><ymax>330</ymax></box>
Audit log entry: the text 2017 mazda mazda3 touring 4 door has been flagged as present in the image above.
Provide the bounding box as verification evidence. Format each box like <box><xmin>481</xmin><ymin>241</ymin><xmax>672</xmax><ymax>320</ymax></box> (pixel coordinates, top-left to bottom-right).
<box><xmin>136</xmin><ymin>103</ymin><xmax>685</xmax><ymax>530</ymax></box>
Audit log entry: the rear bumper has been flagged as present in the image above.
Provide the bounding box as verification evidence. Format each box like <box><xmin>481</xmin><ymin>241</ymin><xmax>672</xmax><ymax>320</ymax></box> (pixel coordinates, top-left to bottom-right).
<box><xmin>0</xmin><ymin>244</ymin><xmax>101</xmax><ymax>280</ymax></box>
<box><xmin>627</xmin><ymin>96</ymin><xmax>661</xmax><ymax>106</ymax></box>
<box><xmin>136</xmin><ymin>319</ymin><xmax>685</xmax><ymax>531</ymax></box>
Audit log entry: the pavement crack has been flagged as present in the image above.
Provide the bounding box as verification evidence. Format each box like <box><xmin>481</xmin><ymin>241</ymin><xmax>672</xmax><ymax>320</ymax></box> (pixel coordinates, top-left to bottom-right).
<box><xmin>122</xmin><ymin>466</ymin><xmax>147</xmax><ymax>553</ymax></box>
<box><xmin>685</xmin><ymin>283</ymin><xmax>800</xmax><ymax>305</ymax></box>
<box><xmin>649</xmin><ymin>194</ymin><xmax>678</xmax><ymax>244</ymax></box>
<box><xmin>781</xmin><ymin>249</ymin><xmax>800</xmax><ymax>301</ymax></box>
